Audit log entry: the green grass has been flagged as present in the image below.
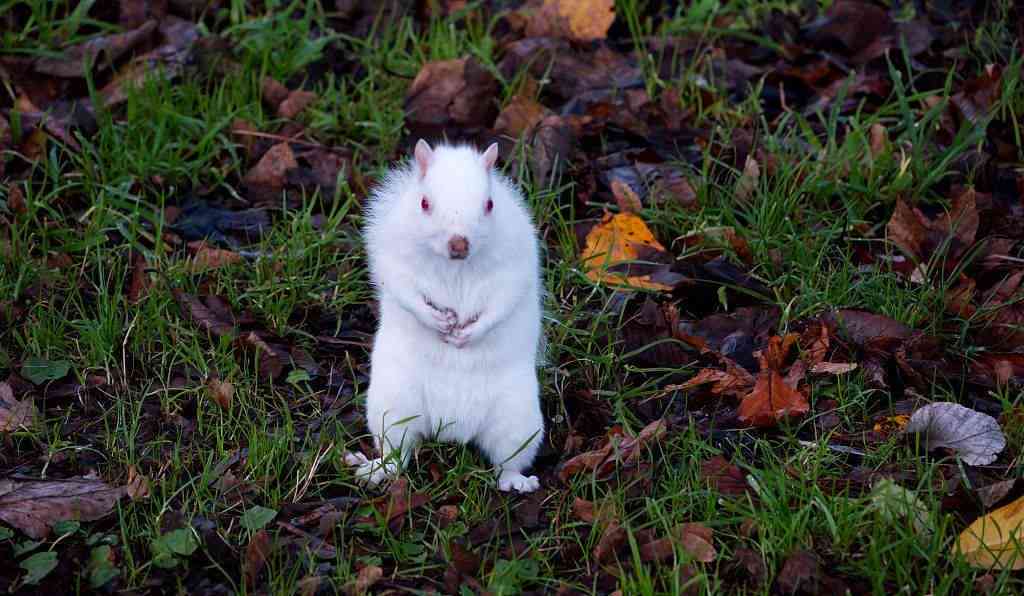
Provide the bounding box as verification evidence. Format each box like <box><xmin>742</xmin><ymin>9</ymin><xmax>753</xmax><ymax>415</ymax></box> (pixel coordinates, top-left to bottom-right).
<box><xmin>1</xmin><ymin>0</ymin><xmax>1023</xmax><ymax>593</ymax></box>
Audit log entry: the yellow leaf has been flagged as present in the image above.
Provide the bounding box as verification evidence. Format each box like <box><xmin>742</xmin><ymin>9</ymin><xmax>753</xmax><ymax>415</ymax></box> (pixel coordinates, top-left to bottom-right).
<box><xmin>580</xmin><ymin>212</ymin><xmax>672</xmax><ymax>291</ymax></box>
<box><xmin>546</xmin><ymin>0</ymin><xmax>615</xmax><ymax>42</ymax></box>
<box><xmin>956</xmin><ymin>495</ymin><xmax>1024</xmax><ymax>569</ymax></box>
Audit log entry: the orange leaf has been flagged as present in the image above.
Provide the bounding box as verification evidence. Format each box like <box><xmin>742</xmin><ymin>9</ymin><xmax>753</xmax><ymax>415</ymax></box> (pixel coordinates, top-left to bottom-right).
<box><xmin>737</xmin><ymin>370</ymin><xmax>809</xmax><ymax>427</ymax></box>
<box><xmin>580</xmin><ymin>211</ymin><xmax>673</xmax><ymax>291</ymax></box>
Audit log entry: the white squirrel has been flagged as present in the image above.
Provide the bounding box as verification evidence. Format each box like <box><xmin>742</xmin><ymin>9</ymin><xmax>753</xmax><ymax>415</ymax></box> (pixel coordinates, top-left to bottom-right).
<box><xmin>344</xmin><ymin>139</ymin><xmax>545</xmax><ymax>493</ymax></box>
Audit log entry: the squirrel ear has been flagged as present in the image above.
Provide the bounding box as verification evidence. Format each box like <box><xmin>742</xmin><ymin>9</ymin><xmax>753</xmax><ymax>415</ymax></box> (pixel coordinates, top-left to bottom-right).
<box><xmin>415</xmin><ymin>139</ymin><xmax>434</xmax><ymax>178</ymax></box>
<box><xmin>481</xmin><ymin>142</ymin><xmax>499</xmax><ymax>170</ymax></box>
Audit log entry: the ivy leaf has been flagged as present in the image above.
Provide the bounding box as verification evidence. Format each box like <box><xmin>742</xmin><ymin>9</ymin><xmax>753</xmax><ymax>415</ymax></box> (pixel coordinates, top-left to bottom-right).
<box><xmin>20</xmin><ymin>551</ymin><xmax>58</xmax><ymax>585</ymax></box>
<box><xmin>20</xmin><ymin>357</ymin><xmax>71</xmax><ymax>385</ymax></box>
<box><xmin>240</xmin><ymin>506</ymin><xmax>277</xmax><ymax>531</ymax></box>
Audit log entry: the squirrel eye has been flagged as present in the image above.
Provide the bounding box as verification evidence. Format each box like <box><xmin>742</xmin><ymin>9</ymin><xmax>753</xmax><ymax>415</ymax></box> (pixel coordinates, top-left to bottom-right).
<box><xmin>485</xmin><ymin>198</ymin><xmax>494</xmax><ymax>214</ymax></box>
<box><xmin>421</xmin><ymin>196</ymin><xmax>430</xmax><ymax>212</ymax></box>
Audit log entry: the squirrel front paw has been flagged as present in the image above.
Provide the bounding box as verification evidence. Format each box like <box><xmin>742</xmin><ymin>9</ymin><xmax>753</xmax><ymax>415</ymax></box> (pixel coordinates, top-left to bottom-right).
<box><xmin>343</xmin><ymin>451</ymin><xmax>397</xmax><ymax>487</ymax></box>
<box><xmin>423</xmin><ymin>296</ymin><xmax>458</xmax><ymax>333</ymax></box>
<box><xmin>442</xmin><ymin>313</ymin><xmax>480</xmax><ymax>348</ymax></box>
<box><xmin>497</xmin><ymin>471</ymin><xmax>540</xmax><ymax>493</ymax></box>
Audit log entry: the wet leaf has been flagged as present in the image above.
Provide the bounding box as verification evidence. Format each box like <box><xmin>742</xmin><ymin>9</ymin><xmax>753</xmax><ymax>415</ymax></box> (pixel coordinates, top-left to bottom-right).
<box><xmin>639</xmin><ymin>523</ymin><xmax>716</xmax><ymax>563</ymax></box>
<box><xmin>956</xmin><ymin>495</ymin><xmax>1024</xmax><ymax>569</ymax></box>
<box><xmin>0</xmin><ymin>477</ymin><xmax>125</xmax><ymax>539</ymax></box>
<box><xmin>610</xmin><ymin>179</ymin><xmax>643</xmax><ymax>213</ymax></box>
<box><xmin>493</xmin><ymin>92</ymin><xmax>549</xmax><ymax>138</ymax></box>
<box><xmin>905</xmin><ymin>402</ymin><xmax>1005</xmax><ymax>466</ymax></box>
<box><xmin>243</xmin><ymin>142</ymin><xmax>298</xmax><ymax>196</ymax></box>
<box><xmin>737</xmin><ymin>370</ymin><xmax>809</xmax><ymax>428</ymax></box>
<box><xmin>278</xmin><ymin>89</ymin><xmax>318</xmax><ymax>119</ymax></box>
<box><xmin>559</xmin><ymin>419</ymin><xmax>667</xmax><ymax>482</ymax></box>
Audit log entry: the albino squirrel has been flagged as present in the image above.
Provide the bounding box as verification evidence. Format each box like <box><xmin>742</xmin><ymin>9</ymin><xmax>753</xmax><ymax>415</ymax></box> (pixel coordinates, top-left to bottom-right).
<box><xmin>344</xmin><ymin>139</ymin><xmax>545</xmax><ymax>493</ymax></box>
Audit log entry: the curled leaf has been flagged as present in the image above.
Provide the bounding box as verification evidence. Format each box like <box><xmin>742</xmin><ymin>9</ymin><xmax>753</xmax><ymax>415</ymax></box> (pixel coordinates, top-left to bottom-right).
<box><xmin>905</xmin><ymin>402</ymin><xmax>1005</xmax><ymax>466</ymax></box>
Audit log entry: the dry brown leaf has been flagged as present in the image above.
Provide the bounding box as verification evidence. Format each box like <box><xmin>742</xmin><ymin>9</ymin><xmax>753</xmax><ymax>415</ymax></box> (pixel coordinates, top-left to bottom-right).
<box><xmin>610</xmin><ymin>179</ymin><xmax>643</xmax><ymax>214</ymax></box>
<box><xmin>559</xmin><ymin>419</ymin><xmax>667</xmax><ymax>482</ymax></box>
<box><xmin>905</xmin><ymin>402</ymin><xmax>1005</xmax><ymax>466</ymax></box>
<box><xmin>699</xmin><ymin>456</ymin><xmax>749</xmax><ymax>496</ymax></box>
<box><xmin>206</xmin><ymin>378</ymin><xmax>234</xmax><ymax>411</ymax></box>
<box><xmin>0</xmin><ymin>477</ymin><xmax>125</xmax><ymax>539</ymax></box>
<box><xmin>639</xmin><ymin>523</ymin><xmax>716</xmax><ymax>563</ymax></box>
<box><xmin>243</xmin><ymin>142</ymin><xmax>298</xmax><ymax>192</ymax></box>
<box><xmin>593</xmin><ymin>519</ymin><xmax>626</xmax><ymax>563</ymax></box>
<box><xmin>353</xmin><ymin>564</ymin><xmax>384</xmax><ymax>595</ymax></box>
<box><xmin>580</xmin><ymin>211</ymin><xmax>674</xmax><ymax>291</ymax></box>
<box><xmin>245</xmin><ymin>529</ymin><xmax>273</xmax><ymax>587</ymax></box>
<box><xmin>126</xmin><ymin>465</ymin><xmax>151</xmax><ymax>501</ymax></box>
<box><xmin>735</xmin><ymin>155</ymin><xmax>760</xmax><ymax>200</ymax></box>
<box><xmin>810</xmin><ymin>362</ymin><xmax>858</xmax><ymax>375</ymax></box>
<box><xmin>186</xmin><ymin>240</ymin><xmax>243</xmax><ymax>272</ymax></box>
<box><xmin>675</xmin><ymin>363</ymin><xmax>755</xmax><ymax>398</ymax></box>
<box><xmin>34</xmin><ymin>21</ymin><xmax>158</xmax><ymax>78</ymax></box>
<box><xmin>493</xmin><ymin>93</ymin><xmax>549</xmax><ymax>138</ymax></box>
<box><xmin>737</xmin><ymin>370</ymin><xmax>809</xmax><ymax>428</ymax></box>
<box><xmin>405</xmin><ymin>57</ymin><xmax>498</xmax><ymax>132</ymax></box>
<box><xmin>0</xmin><ymin>381</ymin><xmax>36</xmax><ymax>432</ymax></box>
<box><xmin>278</xmin><ymin>90</ymin><xmax>318</xmax><ymax>119</ymax></box>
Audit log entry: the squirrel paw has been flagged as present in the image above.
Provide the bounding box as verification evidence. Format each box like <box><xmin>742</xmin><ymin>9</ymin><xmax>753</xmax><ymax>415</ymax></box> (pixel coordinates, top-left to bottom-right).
<box><xmin>425</xmin><ymin>298</ymin><xmax>458</xmax><ymax>333</ymax></box>
<box><xmin>497</xmin><ymin>471</ymin><xmax>540</xmax><ymax>493</ymax></box>
<box><xmin>343</xmin><ymin>451</ymin><xmax>397</xmax><ymax>487</ymax></box>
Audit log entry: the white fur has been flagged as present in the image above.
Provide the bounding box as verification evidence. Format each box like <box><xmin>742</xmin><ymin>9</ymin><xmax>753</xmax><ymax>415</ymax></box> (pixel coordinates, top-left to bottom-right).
<box><xmin>346</xmin><ymin>141</ymin><xmax>544</xmax><ymax>493</ymax></box>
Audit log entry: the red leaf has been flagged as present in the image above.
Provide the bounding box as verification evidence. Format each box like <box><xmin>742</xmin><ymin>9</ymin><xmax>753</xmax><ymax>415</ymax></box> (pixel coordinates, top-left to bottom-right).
<box><xmin>738</xmin><ymin>370</ymin><xmax>809</xmax><ymax>428</ymax></box>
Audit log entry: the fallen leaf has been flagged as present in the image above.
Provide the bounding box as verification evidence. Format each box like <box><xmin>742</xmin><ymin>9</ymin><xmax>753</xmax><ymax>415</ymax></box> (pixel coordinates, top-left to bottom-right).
<box><xmin>240</xmin><ymin>505</ymin><xmax>277</xmax><ymax>531</ymax></box>
<box><xmin>0</xmin><ymin>477</ymin><xmax>125</xmax><ymax>539</ymax></box>
<box><xmin>20</xmin><ymin>550</ymin><xmax>58</xmax><ymax>585</ymax></box>
<box><xmin>735</xmin><ymin>155</ymin><xmax>760</xmax><ymax>200</ymax></box>
<box><xmin>126</xmin><ymin>465</ymin><xmax>151</xmax><ymax>500</ymax></box>
<box><xmin>978</xmin><ymin>480</ymin><xmax>1016</xmax><ymax>511</ymax></box>
<box><xmin>580</xmin><ymin>211</ymin><xmax>676</xmax><ymax>291</ymax></box>
<box><xmin>776</xmin><ymin>550</ymin><xmax>823</xmax><ymax>594</ymax></box>
<box><xmin>827</xmin><ymin>309</ymin><xmax>912</xmax><ymax>345</ymax></box>
<box><xmin>0</xmin><ymin>382</ymin><xmax>37</xmax><ymax>432</ymax></box>
<box><xmin>34</xmin><ymin>21</ymin><xmax>158</xmax><ymax>78</ymax></box>
<box><xmin>20</xmin><ymin>357</ymin><xmax>71</xmax><ymax>385</ymax></box>
<box><xmin>905</xmin><ymin>402</ymin><xmax>1005</xmax><ymax>466</ymax></box>
<box><xmin>675</xmin><ymin>363</ymin><xmax>755</xmax><ymax>398</ymax></box>
<box><xmin>872</xmin><ymin>415</ymin><xmax>910</xmax><ymax>435</ymax></box>
<box><xmin>699</xmin><ymin>456</ymin><xmax>748</xmax><ymax>496</ymax></box>
<box><xmin>593</xmin><ymin>519</ymin><xmax>626</xmax><ymax>563</ymax></box>
<box><xmin>243</xmin><ymin>142</ymin><xmax>298</xmax><ymax>195</ymax></box>
<box><xmin>868</xmin><ymin>479</ymin><xmax>932</xmax><ymax>536</ymax></box>
<box><xmin>493</xmin><ymin>92</ymin><xmax>549</xmax><ymax>138</ymax></box>
<box><xmin>956</xmin><ymin>495</ymin><xmax>1024</xmax><ymax>569</ymax></box>
<box><xmin>559</xmin><ymin>419</ymin><xmax>667</xmax><ymax>482</ymax></box>
<box><xmin>405</xmin><ymin>57</ymin><xmax>498</xmax><ymax>134</ymax></box>
<box><xmin>524</xmin><ymin>0</ymin><xmax>616</xmax><ymax>42</ymax></box>
<box><xmin>732</xmin><ymin>548</ymin><xmax>767</xmax><ymax>587</ymax></box>
<box><xmin>373</xmin><ymin>477</ymin><xmax>430</xmax><ymax>534</ymax></box>
<box><xmin>353</xmin><ymin>564</ymin><xmax>383</xmax><ymax>594</ymax></box>
<box><xmin>205</xmin><ymin>378</ymin><xmax>234</xmax><ymax>410</ymax></box>
<box><xmin>278</xmin><ymin>89</ymin><xmax>318</xmax><ymax>119</ymax></box>
<box><xmin>186</xmin><ymin>240</ymin><xmax>243</xmax><ymax>272</ymax></box>
<box><xmin>244</xmin><ymin>529</ymin><xmax>273</xmax><ymax>587</ymax></box>
<box><xmin>810</xmin><ymin>362</ymin><xmax>858</xmax><ymax>375</ymax></box>
<box><xmin>737</xmin><ymin>370</ymin><xmax>809</xmax><ymax>428</ymax></box>
<box><xmin>611</xmin><ymin>179</ymin><xmax>643</xmax><ymax>213</ymax></box>
<box><xmin>639</xmin><ymin>523</ymin><xmax>716</xmax><ymax>563</ymax></box>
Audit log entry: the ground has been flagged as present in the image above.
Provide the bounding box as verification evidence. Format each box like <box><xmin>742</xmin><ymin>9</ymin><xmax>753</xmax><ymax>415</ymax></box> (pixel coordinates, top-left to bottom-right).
<box><xmin>1</xmin><ymin>0</ymin><xmax>1023</xmax><ymax>594</ymax></box>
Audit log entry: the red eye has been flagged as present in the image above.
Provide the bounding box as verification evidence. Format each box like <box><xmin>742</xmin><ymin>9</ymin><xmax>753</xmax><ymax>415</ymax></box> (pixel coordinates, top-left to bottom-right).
<box><xmin>485</xmin><ymin>198</ymin><xmax>494</xmax><ymax>214</ymax></box>
<box><xmin>421</xmin><ymin>196</ymin><xmax>430</xmax><ymax>212</ymax></box>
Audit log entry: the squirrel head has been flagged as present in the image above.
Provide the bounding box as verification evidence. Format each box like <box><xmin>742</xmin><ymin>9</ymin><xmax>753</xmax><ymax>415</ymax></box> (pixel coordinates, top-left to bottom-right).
<box><xmin>411</xmin><ymin>139</ymin><xmax>499</xmax><ymax>262</ymax></box>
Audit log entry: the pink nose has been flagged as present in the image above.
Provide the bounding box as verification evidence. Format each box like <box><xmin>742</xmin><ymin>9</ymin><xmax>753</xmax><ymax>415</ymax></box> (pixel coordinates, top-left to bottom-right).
<box><xmin>448</xmin><ymin>235</ymin><xmax>469</xmax><ymax>259</ymax></box>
